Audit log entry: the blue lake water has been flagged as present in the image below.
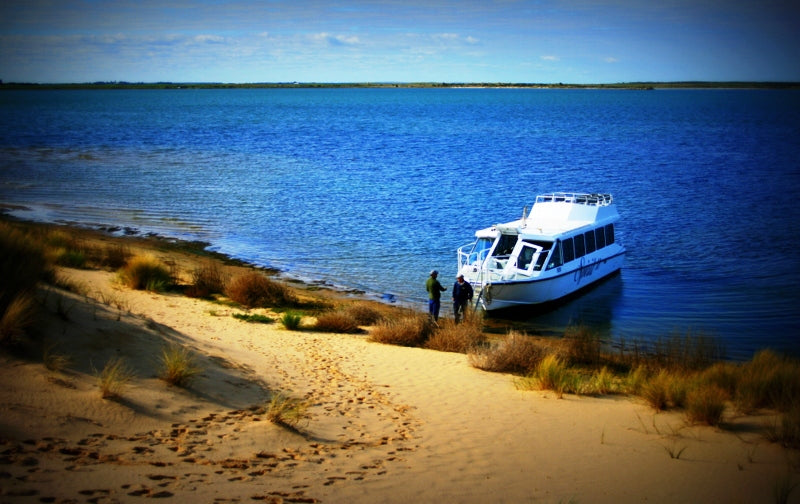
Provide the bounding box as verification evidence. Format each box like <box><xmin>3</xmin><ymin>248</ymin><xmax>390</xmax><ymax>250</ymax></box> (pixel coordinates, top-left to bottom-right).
<box><xmin>1</xmin><ymin>87</ymin><xmax>799</xmax><ymax>360</ymax></box>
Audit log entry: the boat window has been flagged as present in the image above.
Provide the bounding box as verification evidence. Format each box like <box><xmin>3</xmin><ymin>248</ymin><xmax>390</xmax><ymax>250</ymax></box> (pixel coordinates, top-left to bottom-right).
<box><xmin>562</xmin><ymin>237</ymin><xmax>575</xmax><ymax>263</ymax></box>
<box><xmin>595</xmin><ymin>227</ymin><xmax>606</xmax><ymax>249</ymax></box>
<box><xmin>574</xmin><ymin>234</ymin><xmax>586</xmax><ymax>258</ymax></box>
<box><xmin>605</xmin><ymin>224</ymin><xmax>615</xmax><ymax>245</ymax></box>
<box><xmin>585</xmin><ymin>230</ymin><xmax>596</xmax><ymax>254</ymax></box>
<box><xmin>471</xmin><ymin>237</ymin><xmax>494</xmax><ymax>262</ymax></box>
<box><xmin>518</xmin><ymin>246</ymin><xmax>535</xmax><ymax>270</ymax></box>
<box><xmin>494</xmin><ymin>234</ymin><xmax>518</xmax><ymax>256</ymax></box>
<box><xmin>547</xmin><ymin>241</ymin><xmax>563</xmax><ymax>269</ymax></box>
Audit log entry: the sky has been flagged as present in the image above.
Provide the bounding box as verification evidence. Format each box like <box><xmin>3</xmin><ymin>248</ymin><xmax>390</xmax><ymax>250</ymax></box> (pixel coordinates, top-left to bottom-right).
<box><xmin>1</xmin><ymin>0</ymin><xmax>798</xmax><ymax>84</ymax></box>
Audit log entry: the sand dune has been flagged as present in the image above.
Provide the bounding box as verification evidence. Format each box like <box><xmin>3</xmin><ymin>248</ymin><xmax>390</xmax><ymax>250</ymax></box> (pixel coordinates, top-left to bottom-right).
<box><xmin>1</xmin><ymin>235</ymin><xmax>797</xmax><ymax>503</ymax></box>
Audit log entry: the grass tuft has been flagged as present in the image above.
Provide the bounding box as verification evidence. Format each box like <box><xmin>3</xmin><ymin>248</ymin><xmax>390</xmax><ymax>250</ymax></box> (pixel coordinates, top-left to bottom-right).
<box><xmin>468</xmin><ymin>330</ymin><xmax>543</xmax><ymax>374</ymax></box>
<box><xmin>118</xmin><ymin>254</ymin><xmax>173</xmax><ymax>291</ymax></box>
<box><xmin>280</xmin><ymin>312</ymin><xmax>303</xmax><ymax>330</ymax></box>
<box><xmin>519</xmin><ymin>354</ymin><xmax>575</xmax><ymax>398</ymax></box>
<box><xmin>685</xmin><ymin>384</ymin><xmax>727</xmax><ymax>426</ymax></box>
<box><xmin>343</xmin><ymin>303</ymin><xmax>384</xmax><ymax>326</ymax></box>
<box><xmin>159</xmin><ymin>344</ymin><xmax>202</xmax><ymax>387</ymax></box>
<box><xmin>368</xmin><ymin>312</ymin><xmax>433</xmax><ymax>347</ymax></box>
<box><xmin>226</xmin><ymin>272</ymin><xmax>297</xmax><ymax>308</ymax></box>
<box><xmin>43</xmin><ymin>343</ymin><xmax>72</xmax><ymax>372</ymax></box>
<box><xmin>96</xmin><ymin>356</ymin><xmax>134</xmax><ymax>399</ymax></box>
<box><xmin>313</xmin><ymin>310</ymin><xmax>362</xmax><ymax>333</ymax></box>
<box><xmin>0</xmin><ymin>293</ymin><xmax>38</xmax><ymax>346</ymax></box>
<box><xmin>265</xmin><ymin>392</ymin><xmax>310</xmax><ymax>430</ymax></box>
<box><xmin>187</xmin><ymin>261</ymin><xmax>228</xmax><ymax>298</ymax></box>
<box><xmin>425</xmin><ymin>315</ymin><xmax>484</xmax><ymax>353</ymax></box>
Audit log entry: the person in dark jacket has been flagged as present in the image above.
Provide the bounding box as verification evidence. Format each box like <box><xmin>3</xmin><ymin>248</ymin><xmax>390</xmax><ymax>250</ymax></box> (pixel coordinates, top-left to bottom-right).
<box><xmin>425</xmin><ymin>270</ymin><xmax>447</xmax><ymax>321</ymax></box>
<box><xmin>452</xmin><ymin>274</ymin><xmax>474</xmax><ymax>323</ymax></box>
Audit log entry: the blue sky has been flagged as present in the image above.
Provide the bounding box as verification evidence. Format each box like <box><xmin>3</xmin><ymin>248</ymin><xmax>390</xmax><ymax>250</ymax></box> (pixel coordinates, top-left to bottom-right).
<box><xmin>1</xmin><ymin>0</ymin><xmax>798</xmax><ymax>83</ymax></box>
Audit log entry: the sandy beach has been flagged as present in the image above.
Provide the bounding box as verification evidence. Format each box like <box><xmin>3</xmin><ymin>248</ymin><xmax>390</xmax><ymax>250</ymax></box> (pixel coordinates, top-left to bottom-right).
<box><xmin>1</xmin><ymin>223</ymin><xmax>798</xmax><ymax>503</ymax></box>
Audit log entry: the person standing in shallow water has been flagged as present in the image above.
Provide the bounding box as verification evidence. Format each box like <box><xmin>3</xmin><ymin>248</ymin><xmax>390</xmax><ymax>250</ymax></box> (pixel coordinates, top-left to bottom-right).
<box><xmin>452</xmin><ymin>274</ymin><xmax>474</xmax><ymax>323</ymax></box>
<box><xmin>425</xmin><ymin>270</ymin><xmax>447</xmax><ymax>321</ymax></box>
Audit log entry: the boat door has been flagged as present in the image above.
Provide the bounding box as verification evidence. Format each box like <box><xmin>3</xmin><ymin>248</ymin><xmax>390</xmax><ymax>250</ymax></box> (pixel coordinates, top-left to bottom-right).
<box><xmin>505</xmin><ymin>240</ymin><xmax>544</xmax><ymax>277</ymax></box>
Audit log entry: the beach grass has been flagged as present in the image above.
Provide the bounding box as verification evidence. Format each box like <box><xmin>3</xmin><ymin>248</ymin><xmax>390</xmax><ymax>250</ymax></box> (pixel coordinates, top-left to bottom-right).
<box><xmin>425</xmin><ymin>315</ymin><xmax>485</xmax><ymax>353</ymax></box>
<box><xmin>96</xmin><ymin>356</ymin><xmax>134</xmax><ymax>399</ymax></box>
<box><xmin>5</xmin><ymin>217</ymin><xmax>800</xmax><ymax>440</ymax></box>
<box><xmin>279</xmin><ymin>311</ymin><xmax>303</xmax><ymax>330</ymax></box>
<box><xmin>684</xmin><ymin>383</ymin><xmax>728</xmax><ymax>426</ymax></box>
<box><xmin>159</xmin><ymin>344</ymin><xmax>202</xmax><ymax>387</ymax></box>
<box><xmin>187</xmin><ymin>261</ymin><xmax>228</xmax><ymax>298</ymax></box>
<box><xmin>468</xmin><ymin>330</ymin><xmax>544</xmax><ymax>373</ymax></box>
<box><xmin>368</xmin><ymin>312</ymin><xmax>433</xmax><ymax>347</ymax></box>
<box><xmin>118</xmin><ymin>254</ymin><xmax>173</xmax><ymax>291</ymax></box>
<box><xmin>226</xmin><ymin>271</ymin><xmax>297</xmax><ymax>308</ymax></box>
<box><xmin>342</xmin><ymin>302</ymin><xmax>385</xmax><ymax>326</ymax></box>
<box><xmin>313</xmin><ymin>310</ymin><xmax>363</xmax><ymax>333</ymax></box>
<box><xmin>265</xmin><ymin>392</ymin><xmax>310</xmax><ymax>429</ymax></box>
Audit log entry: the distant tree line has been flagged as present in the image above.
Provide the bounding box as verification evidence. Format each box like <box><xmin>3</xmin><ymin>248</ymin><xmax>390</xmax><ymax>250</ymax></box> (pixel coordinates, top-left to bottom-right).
<box><xmin>1</xmin><ymin>81</ymin><xmax>798</xmax><ymax>90</ymax></box>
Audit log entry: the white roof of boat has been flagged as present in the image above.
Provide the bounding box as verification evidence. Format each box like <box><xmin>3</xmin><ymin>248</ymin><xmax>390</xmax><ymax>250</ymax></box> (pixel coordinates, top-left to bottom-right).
<box><xmin>478</xmin><ymin>192</ymin><xmax>619</xmax><ymax>238</ymax></box>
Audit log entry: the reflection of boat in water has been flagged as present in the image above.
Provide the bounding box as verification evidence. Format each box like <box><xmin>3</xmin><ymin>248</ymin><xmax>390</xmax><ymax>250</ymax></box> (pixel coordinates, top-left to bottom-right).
<box><xmin>457</xmin><ymin>192</ymin><xmax>626</xmax><ymax>311</ymax></box>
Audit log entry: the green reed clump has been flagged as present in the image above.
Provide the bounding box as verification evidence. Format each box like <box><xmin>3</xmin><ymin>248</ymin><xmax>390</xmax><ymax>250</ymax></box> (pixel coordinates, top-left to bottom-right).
<box><xmin>280</xmin><ymin>312</ymin><xmax>303</xmax><ymax>330</ymax></box>
<box><xmin>518</xmin><ymin>354</ymin><xmax>577</xmax><ymax>398</ymax></box>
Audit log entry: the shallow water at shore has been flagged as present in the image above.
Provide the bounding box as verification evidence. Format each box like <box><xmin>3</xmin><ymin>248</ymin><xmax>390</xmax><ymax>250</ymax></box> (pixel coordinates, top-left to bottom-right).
<box><xmin>2</xmin><ymin>88</ymin><xmax>799</xmax><ymax>359</ymax></box>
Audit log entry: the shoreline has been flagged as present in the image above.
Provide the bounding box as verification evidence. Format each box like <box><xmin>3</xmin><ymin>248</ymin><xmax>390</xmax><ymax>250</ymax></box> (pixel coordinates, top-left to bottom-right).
<box><xmin>1</xmin><ymin>215</ymin><xmax>799</xmax><ymax>502</ymax></box>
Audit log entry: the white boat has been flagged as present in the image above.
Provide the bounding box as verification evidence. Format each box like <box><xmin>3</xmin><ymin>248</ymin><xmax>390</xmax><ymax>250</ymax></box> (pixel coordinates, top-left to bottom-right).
<box><xmin>457</xmin><ymin>192</ymin><xmax>626</xmax><ymax>311</ymax></box>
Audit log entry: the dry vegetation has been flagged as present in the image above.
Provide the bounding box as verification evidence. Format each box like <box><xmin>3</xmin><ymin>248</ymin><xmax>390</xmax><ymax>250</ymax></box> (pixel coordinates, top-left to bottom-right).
<box><xmin>2</xmin><ymin>217</ymin><xmax>799</xmax><ymax>448</ymax></box>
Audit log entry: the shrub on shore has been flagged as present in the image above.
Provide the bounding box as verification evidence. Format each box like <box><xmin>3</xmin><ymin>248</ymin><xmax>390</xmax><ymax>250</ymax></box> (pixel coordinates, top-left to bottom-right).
<box><xmin>313</xmin><ymin>310</ymin><xmax>362</xmax><ymax>333</ymax></box>
<box><xmin>468</xmin><ymin>330</ymin><xmax>544</xmax><ymax>373</ymax></box>
<box><xmin>226</xmin><ymin>272</ymin><xmax>297</xmax><ymax>308</ymax></box>
<box><xmin>425</xmin><ymin>316</ymin><xmax>485</xmax><ymax>353</ymax></box>
<box><xmin>343</xmin><ymin>302</ymin><xmax>384</xmax><ymax>326</ymax></box>
<box><xmin>369</xmin><ymin>312</ymin><xmax>433</xmax><ymax>347</ymax></box>
<box><xmin>118</xmin><ymin>254</ymin><xmax>173</xmax><ymax>291</ymax></box>
<box><xmin>187</xmin><ymin>261</ymin><xmax>228</xmax><ymax>298</ymax></box>
<box><xmin>685</xmin><ymin>383</ymin><xmax>727</xmax><ymax>426</ymax></box>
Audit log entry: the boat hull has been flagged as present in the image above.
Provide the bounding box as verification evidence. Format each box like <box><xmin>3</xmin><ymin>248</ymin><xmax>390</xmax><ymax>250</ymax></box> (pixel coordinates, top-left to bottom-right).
<box><xmin>478</xmin><ymin>252</ymin><xmax>625</xmax><ymax>311</ymax></box>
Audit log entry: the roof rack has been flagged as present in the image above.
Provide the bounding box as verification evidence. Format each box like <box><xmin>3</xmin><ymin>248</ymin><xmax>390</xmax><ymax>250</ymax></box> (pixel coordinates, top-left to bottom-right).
<box><xmin>535</xmin><ymin>192</ymin><xmax>613</xmax><ymax>206</ymax></box>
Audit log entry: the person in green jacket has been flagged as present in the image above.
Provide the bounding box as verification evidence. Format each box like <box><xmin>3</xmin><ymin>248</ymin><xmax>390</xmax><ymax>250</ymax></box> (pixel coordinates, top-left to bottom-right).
<box><xmin>425</xmin><ymin>270</ymin><xmax>447</xmax><ymax>321</ymax></box>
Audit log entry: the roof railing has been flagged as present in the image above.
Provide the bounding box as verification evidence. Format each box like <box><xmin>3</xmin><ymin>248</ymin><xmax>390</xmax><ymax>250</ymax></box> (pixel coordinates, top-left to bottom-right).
<box><xmin>535</xmin><ymin>192</ymin><xmax>613</xmax><ymax>206</ymax></box>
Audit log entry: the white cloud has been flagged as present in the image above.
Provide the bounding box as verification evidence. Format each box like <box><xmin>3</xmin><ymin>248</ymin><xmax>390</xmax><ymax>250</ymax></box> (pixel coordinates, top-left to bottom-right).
<box><xmin>193</xmin><ymin>34</ymin><xmax>225</xmax><ymax>44</ymax></box>
<box><xmin>603</xmin><ymin>56</ymin><xmax>618</xmax><ymax>63</ymax></box>
<box><xmin>540</xmin><ymin>55</ymin><xmax>559</xmax><ymax>61</ymax></box>
<box><xmin>312</xmin><ymin>32</ymin><xmax>360</xmax><ymax>46</ymax></box>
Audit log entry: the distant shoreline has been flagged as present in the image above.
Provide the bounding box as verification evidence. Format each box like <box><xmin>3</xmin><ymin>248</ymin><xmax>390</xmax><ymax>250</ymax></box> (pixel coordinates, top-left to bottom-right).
<box><xmin>2</xmin><ymin>81</ymin><xmax>799</xmax><ymax>90</ymax></box>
